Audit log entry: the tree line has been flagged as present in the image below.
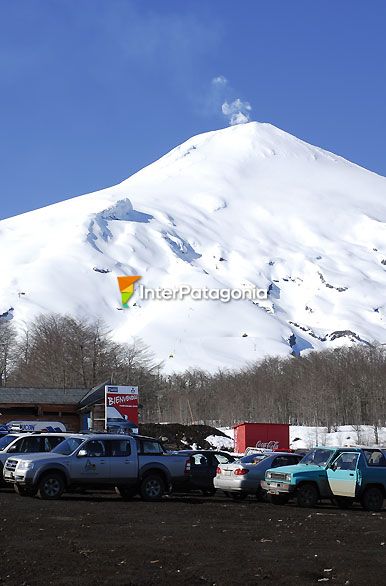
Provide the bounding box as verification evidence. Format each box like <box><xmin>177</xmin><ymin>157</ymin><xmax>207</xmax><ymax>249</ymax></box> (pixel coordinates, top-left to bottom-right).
<box><xmin>156</xmin><ymin>347</ymin><xmax>386</xmax><ymax>436</ymax></box>
<box><xmin>1</xmin><ymin>315</ymin><xmax>385</xmax><ymax>432</ymax></box>
<box><xmin>0</xmin><ymin>315</ymin><xmax>156</xmax><ymax>398</ymax></box>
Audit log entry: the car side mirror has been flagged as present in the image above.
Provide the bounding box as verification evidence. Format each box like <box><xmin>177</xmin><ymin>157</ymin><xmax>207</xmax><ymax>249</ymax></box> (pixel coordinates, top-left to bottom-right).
<box><xmin>77</xmin><ymin>449</ymin><xmax>87</xmax><ymax>458</ymax></box>
<box><xmin>329</xmin><ymin>462</ymin><xmax>337</xmax><ymax>471</ymax></box>
<box><xmin>7</xmin><ymin>445</ymin><xmax>17</xmax><ymax>452</ymax></box>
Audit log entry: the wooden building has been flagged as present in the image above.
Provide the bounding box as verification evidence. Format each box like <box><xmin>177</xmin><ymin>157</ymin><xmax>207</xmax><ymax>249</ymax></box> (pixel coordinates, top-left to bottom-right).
<box><xmin>0</xmin><ymin>381</ymin><xmax>113</xmax><ymax>432</ymax></box>
<box><xmin>0</xmin><ymin>387</ymin><xmax>88</xmax><ymax>431</ymax></box>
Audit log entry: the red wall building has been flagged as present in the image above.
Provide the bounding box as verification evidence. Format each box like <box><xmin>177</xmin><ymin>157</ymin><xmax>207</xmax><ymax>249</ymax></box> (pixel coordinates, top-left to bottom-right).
<box><xmin>233</xmin><ymin>422</ymin><xmax>290</xmax><ymax>453</ymax></box>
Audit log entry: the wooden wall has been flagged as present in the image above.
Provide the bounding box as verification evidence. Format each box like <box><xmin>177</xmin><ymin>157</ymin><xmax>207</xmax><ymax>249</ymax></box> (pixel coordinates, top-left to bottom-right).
<box><xmin>0</xmin><ymin>405</ymin><xmax>81</xmax><ymax>432</ymax></box>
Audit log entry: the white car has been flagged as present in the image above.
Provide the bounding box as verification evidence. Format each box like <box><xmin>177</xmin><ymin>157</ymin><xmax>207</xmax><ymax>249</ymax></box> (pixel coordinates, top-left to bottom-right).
<box><xmin>0</xmin><ymin>432</ymin><xmax>69</xmax><ymax>484</ymax></box>
<box><xmin>214</xmin><ymin>451</ymin><xmax>302</xmax><ymax>500</ymax></box>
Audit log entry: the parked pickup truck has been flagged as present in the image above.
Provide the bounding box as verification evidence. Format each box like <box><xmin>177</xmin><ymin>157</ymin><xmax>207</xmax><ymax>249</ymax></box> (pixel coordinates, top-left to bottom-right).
<box><xmin>261</xmin><ymin>447</ymin><xmax>386</xmax><ymax>511</ymax></box>
<box><xmin>3</xmin><ymin>433</ymin><xmax>191</xmax><ymax>501</ymax></box>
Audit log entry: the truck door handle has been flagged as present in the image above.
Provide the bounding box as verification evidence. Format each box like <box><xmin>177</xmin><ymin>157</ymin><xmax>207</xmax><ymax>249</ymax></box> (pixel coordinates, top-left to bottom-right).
<box><xmin>349</xmin><ymin>473</ymin><xmax>354</xmax><ymax>476</ymax></box>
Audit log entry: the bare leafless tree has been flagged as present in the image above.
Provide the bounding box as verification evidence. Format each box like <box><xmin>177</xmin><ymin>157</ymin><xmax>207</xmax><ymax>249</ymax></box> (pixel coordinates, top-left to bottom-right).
<box><xmin>0</xmin><ymin>320</ymin><xmax>17</xmax><ymax>386</ymax></box>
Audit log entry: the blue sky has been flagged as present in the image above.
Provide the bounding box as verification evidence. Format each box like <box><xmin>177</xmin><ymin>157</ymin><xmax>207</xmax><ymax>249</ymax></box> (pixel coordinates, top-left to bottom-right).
<box><xmin>1</xmin><ymin>0</ymin><xmax>386</xmax><ymax>219</ymax></box>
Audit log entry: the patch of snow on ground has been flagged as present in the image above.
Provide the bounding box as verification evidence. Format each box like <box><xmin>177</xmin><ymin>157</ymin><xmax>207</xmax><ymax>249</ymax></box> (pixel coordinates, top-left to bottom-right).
<box><xmin>205</xmin><ymin>434</ymin><xmax>234</xmax><ymax>450</ymax></box>
<box><xmin>290</xmin><ymin>425</ymin><xmax>386</xmax><ymax>449</ymax></box>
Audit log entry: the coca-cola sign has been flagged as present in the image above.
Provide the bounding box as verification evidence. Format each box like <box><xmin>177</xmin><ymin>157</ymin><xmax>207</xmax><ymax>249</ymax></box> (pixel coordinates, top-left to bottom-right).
<box><xmin>255</xmin><ymin>440</ymin><xmax>279</xmax><ymax>450</ymax></box>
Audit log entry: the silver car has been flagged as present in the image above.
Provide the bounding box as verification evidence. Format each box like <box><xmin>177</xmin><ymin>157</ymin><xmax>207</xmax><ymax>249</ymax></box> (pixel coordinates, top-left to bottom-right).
<box><xmin>214</xmin><ymin>451</ymin><xmax>302</xmax><ymax>500</ymax></box>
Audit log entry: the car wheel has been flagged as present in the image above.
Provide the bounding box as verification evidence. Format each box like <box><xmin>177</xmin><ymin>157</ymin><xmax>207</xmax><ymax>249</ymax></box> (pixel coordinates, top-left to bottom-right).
<box><xmin>335</xmin><ymin>496</ymin><xmax>354</xmax><ymax>509</ymax></box>
<box><xmin>360</xmin><ymin>487</ymin><xmax>384</xmax><ymax>512</ymax></box>
<box><xmin>296</xmin><ymin>483</ymin><xmax>319</xmax><ymax>507</ymax></box>
<box><xmin>202</xmin><ymin>488</ymin><xmax>216</xmax><ymax>496</ymax></box>
<box><xmin>14</xmin><ymin>484</ymin><xmax>37</xmax><ymax>497</ymax></box>
<box><xmin>37</xmin><ymin>473</ymin><xmax>65</xmax><ymax>500</ymax></box>
<box><xmin>255</xmin><ymin>487</ymin><xmax>267</xmax><ymax>502</ymax></box>
<box><xmin>270</xmin><ymin>494</ymin><xmax>290</xmax><ymax>506</ymax></box>
<box><xmin>230</xmin><ymin>492</ymin><xmax>248</xmax><ymax>501</ymax></box>
<box><xmin>140</xmin><ymin>474</ymin><xmax>165</xmax><ymax>501</ymax></box>
<box><xmin>223</xmin><ymin>491</ymin><xmax>232</xmax><ymax>498</ymax></box>
<box><xmin>115</xmin><ymin>486</ymin><xmax>137</xmax><ymax>500</ymax></box>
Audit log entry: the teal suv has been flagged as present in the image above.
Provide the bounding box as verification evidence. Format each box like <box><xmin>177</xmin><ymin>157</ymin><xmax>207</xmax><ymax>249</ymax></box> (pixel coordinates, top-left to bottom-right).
<box><xmin>261</xmin><ymin>447</ymin><xmax>386</xmax><ymax>511</ymax></box>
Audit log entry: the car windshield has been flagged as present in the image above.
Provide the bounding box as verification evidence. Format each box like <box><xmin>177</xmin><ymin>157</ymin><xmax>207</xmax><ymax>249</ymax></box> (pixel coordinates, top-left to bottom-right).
<box><xmin>300</xmin><ymin>448</ymin><xmax>333</xmax><ymax>467</ymax></box>
<box><xmin>0</xmin><ymin>435</ymin><xmax>19</xmax><ymax>451</ymax></box>
<box><xmin>240</xmin><ymin>454</ymin><xmax>268</xmax><ymax>464</ymax></box>
<box><xmin>51</xmin><ymin>437</ymin><xmax>84</xmax><ymax>455</ymax></box>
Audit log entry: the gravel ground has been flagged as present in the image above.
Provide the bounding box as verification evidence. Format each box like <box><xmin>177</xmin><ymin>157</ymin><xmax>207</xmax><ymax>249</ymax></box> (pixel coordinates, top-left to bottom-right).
<box><xmin>0</xmin><ymin>489</ymin><xmax>385</xmax><ymax>586</ymax></box>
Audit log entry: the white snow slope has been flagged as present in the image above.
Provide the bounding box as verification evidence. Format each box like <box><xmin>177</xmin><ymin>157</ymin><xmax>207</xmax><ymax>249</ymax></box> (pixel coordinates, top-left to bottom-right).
<box><xmin>1</xmin><ymin>122</ymin><xmax>386</xmax><ymax>372</ymax></box>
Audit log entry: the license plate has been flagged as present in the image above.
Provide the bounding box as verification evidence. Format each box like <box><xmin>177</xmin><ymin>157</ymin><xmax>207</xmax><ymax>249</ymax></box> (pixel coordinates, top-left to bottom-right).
<box><xmin>269</xmin><ymin>489</ymin><xmax>280</xmax><ymax>494</ymax></box>
<box><xmin>224</xmin><ymin>470</ymin><xmax>232</xmax><ymax>476</ymax></box>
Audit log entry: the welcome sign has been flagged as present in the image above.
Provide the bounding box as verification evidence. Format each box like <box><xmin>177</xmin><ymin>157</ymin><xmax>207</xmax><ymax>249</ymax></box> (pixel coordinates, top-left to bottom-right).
<box><xmin>105</xmin><ymin>385</ymin><xmax>139</xmax><ymax>433</ymax></box>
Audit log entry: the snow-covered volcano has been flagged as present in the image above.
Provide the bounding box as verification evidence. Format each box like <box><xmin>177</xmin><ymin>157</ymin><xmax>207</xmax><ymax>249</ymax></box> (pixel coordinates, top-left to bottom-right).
<box><xmin>1</xmin><ymin>122</ymin><xmax>386</xmax><ymax>372</ymax></box>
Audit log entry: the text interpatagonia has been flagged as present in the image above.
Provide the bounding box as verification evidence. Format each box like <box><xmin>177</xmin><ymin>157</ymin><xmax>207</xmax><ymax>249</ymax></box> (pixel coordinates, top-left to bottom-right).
<box><xmin>138</xmin><ymin>284</ymin><xmax>267</xmax><ymax>303</ymax></box>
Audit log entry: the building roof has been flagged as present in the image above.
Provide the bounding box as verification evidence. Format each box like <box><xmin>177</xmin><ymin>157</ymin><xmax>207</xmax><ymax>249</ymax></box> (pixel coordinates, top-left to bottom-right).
<box><xmin>0</xmin><ymin>387</ymin><xmax>88</xmax><ymax>405</ymax></box>
<box><xmin>78</xmin><ymin>379</ymin><xmax>111</xmax><ymax>408</ymax></box>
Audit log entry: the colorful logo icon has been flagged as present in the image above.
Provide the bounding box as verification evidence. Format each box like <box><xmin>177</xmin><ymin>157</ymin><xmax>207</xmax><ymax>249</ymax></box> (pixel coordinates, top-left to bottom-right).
<box><xmin>117</xmin><ymin>276</ymin><xmax>141</xmax><ymax>308</ymax></box>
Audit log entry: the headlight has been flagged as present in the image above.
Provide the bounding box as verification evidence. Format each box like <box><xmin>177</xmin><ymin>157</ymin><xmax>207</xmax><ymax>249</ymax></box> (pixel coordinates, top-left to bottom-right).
<box><xmin>285</xmin><ymin>473</ymin><xmax>292</xmax><ymax>481</ymax></box>
<box><xmin>266</xmin><ymin>471</ymin><xmax>272</xmax><ymax>479</ymax></box>
<box><xmin>16</xmin><ymin>461</ymin><xmax>34</xmax><ymax>471</ymax></box>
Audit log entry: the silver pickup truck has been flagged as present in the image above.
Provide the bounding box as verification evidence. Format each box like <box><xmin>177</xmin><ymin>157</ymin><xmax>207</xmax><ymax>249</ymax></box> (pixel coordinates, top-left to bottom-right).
<box><xmin>3</xmin><ymin>433</ymin><xmax>191</xmax><ymax>501</ymax></box>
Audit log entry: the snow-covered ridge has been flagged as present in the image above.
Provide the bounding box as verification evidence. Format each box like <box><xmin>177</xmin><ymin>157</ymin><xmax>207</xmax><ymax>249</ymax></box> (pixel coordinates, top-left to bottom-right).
<box><xmin>1</xmin><ymin>122</ymin><xmax>386</xmax><ymax>372</ymax></box>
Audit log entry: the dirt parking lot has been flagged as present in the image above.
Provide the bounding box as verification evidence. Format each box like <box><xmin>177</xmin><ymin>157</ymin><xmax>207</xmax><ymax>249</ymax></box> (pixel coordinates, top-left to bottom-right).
<box><xmin>0</xmin><ymin>489</ymin><xmax>385</xmax><ymax>586</ymax></box>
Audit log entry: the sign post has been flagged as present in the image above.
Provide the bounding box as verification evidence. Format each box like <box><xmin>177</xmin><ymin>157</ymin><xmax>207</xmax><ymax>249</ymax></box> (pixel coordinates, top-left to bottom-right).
<box><xmin>105</xmin><ymin>385</ymin><xmax>139</xmax><ymax>434</ymax></box>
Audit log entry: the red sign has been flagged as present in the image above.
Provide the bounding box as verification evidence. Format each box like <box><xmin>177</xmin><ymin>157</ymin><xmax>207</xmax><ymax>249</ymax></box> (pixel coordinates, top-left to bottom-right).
<box><xmin>233</xmin><ymin>423</ymin><xmax>290</xmax><ymax>452</ymax></box>
<box><xmin>105</xmin><ymin>386</ymin><xmax>139</xmax><ymax>426</ymax></box>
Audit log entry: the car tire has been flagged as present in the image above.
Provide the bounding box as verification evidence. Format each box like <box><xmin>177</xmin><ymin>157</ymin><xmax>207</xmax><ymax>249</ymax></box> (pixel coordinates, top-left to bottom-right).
<box><xmin>255</xmin><ymin>487</ymin><xmax>267</xmax><ymax>502</ymax></box>
<box><xmin>14</xmin><ymin>484</ymin><xmax>37</xmax><ymax>497</ymax></box>
<box><xmin>335</xmin><ymin>496</ymin><xmax>354</xmax><ymax>509</ymax></box>
<box><xmin>360</xmin><ymin>487</ymin><xmax>384</xmax><ymax>512</ymax></box>
<box><xmin>140</xmin><ymin>474</ymin><xmax>165</xmax><ymax>501</ymax></box>
<box><xmin>270</xmin><ymin>493</ymin><xmax>290</xmax><ymax>506</ymax></box>
<box><xmin>37</xmin><ymin>473</ymin><xmax>65</xmax><ymax>500</ymax></box>
<box><xmin>230</xmin><ymin>492</ymin><xmax>248</xmax><ymax>501</ymax></box>
<box><xmin>202</xmin><ymin>488</ymin><xmax>216</xmax><ymax>496</ymax></box>
<box><xmin>115</xmin><ymin>485</ymin><xmax>137</xmax><ymax>500</ymax></box>
<box><xmin>296</xmin><ymin>483</ymin><xmax>319</xmax><ymax>507</ymax></box>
